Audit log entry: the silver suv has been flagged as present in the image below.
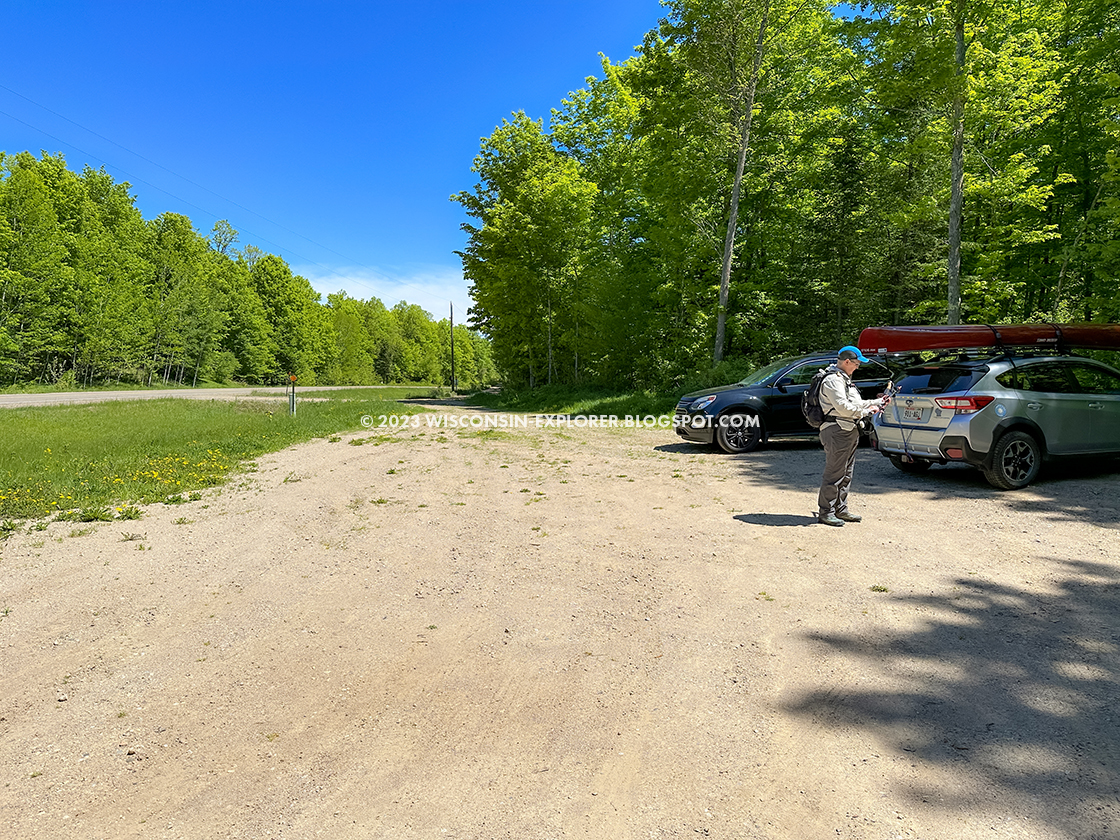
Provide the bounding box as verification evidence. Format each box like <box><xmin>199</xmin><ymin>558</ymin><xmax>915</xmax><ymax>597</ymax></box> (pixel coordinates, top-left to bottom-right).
<box><xmin>871</xmin><ymin>353</ymin><xmax>1120</xmax><ymax>489</ymax></box>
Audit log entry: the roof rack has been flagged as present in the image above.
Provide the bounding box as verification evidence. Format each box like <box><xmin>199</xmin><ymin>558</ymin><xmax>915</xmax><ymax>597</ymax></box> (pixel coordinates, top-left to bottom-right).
<box><xmin>877</xmin><ymin>346</ymin><xmax>1089</xmax><ymax>374</ymax></box>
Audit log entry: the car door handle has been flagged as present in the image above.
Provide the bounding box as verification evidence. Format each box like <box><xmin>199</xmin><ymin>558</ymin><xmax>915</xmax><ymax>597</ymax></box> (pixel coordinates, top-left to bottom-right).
<box><xmin>1026</xmin><ymin>402</ymin><xmax>1042</xmax><ymax>411</ymax></box>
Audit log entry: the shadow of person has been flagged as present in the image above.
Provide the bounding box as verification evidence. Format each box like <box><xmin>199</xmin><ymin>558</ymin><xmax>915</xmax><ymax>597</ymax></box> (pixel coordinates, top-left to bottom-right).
<box><xmin>734</xmin><ymin>513</ymin><xmax>816</xmax><ymax>527</ymax></box>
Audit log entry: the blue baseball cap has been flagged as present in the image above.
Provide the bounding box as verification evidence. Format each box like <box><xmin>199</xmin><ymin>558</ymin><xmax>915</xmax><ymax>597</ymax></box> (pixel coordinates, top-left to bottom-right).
<box><xmin>838</xmin><ymin>345</ymin><xmax>870</xmax><ymax>363</ymax></box>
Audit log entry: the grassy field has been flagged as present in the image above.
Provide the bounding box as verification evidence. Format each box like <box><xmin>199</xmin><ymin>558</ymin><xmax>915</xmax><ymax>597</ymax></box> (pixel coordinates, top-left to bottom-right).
<box><xmin>0</xmin><ymin>389</ymin><xmax>431</xmax><ymax>523</ymax></box>
<box><xmin>466</xmin><ymin>383</ymin><xmax>678</xmax><ymax>417</ymax></box>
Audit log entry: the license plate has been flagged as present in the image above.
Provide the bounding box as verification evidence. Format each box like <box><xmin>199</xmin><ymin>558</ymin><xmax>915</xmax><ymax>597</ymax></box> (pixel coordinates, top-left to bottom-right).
<box><xmin>902</xmin><ymin>407</ymin><xmax>923</xmax><ymax>422</ymax></box>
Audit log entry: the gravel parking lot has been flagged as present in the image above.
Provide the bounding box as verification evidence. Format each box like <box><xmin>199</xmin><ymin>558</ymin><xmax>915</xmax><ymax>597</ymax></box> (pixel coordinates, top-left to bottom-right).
<box><xmin>2</xmin><ymin>405</ymin><xmax>1117</xmax><ymax>839</ymax></box>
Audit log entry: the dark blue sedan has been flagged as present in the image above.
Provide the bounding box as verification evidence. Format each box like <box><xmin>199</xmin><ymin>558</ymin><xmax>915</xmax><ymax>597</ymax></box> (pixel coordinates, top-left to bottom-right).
<box><xmin>674</xmin><ymin>354</ymin><xmax>890</xmax><ymax>453</ymax></box>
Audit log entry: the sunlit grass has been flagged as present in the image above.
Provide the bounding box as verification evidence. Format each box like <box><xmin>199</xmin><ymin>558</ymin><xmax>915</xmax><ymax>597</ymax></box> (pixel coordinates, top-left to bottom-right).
<box><xmin>0</xmin><ymin>394</ymin><xmax>428</xmax><ymax>520</ymax></box>
<box><xmin>467</xmin><ymin>384</ymin><xmax>677</xmax><ymax>417</ymax></box>
<box><xmin>0</xmin><ymin>379</ymin><xmax>243</xmax><ymax>395</ymax></box>
<box><xmin>280</xmin><ymin>386</ymin><xmax>434</xmax><ymax>400</ymax></box>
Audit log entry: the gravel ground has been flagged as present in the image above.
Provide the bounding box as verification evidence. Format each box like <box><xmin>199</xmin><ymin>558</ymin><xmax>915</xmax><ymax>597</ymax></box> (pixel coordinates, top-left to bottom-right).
<box><xmin>1</xmin><ymin>405</ymin><xmax>1118</xmax><ymax>839</ymax></box>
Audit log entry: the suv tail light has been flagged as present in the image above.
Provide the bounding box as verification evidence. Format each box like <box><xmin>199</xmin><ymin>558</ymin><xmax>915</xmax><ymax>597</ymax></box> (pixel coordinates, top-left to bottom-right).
<box><xmin>934</xmin><ymin>395</ymin><xmax>994</xmax><ymax>415</ymax></box>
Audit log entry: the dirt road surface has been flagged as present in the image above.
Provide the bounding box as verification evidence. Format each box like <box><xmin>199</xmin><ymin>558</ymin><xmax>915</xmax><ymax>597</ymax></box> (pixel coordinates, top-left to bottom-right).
<box><xmin>0</xmin><ymin>385</ymin><xmax>395</xmax><ymax>410</ymax></box>
<box><xmin>2</xmin><ymin>405</ymin><xmax>1117</xmax><ymax>839</ymax></box>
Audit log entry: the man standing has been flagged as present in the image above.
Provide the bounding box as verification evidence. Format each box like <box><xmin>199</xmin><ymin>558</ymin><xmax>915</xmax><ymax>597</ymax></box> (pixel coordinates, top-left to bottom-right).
<box><xmin>817</xmin><ymin>346</ymin><xmax>884</xmax><ymax>527</ymax></box>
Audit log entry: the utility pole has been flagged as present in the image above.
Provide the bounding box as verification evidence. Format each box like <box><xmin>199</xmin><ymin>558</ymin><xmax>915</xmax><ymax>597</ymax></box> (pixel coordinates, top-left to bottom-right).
<box><xmin>450</xmin><ymin>303</ymin><xmax>456</xmax><ymax>394</ymax></box>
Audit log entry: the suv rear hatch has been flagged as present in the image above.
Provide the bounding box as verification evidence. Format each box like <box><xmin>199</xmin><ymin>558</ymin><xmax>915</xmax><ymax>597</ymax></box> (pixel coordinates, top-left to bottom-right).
<box><xmin>876</xmin><ymin>363</ymin><xmax>990</xmax><ymax>459</ymax></box>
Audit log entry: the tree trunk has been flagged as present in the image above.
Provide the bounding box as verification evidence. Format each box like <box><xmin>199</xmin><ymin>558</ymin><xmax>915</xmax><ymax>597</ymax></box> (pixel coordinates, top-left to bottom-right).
<box><xmin>546</xmin><ymin>279</ymin><xmax>554</xmax><ymax>386</ymax></box>
<box><xmin>147</xmin><ymin>334</ymin><xmax>162</xmax><ymax>387</ymax></box>
<box><xmin>1054</xmin><ymin>182</ymin><xmax>1104</xmax><ymax>318</ymax></box>
<box><xmin>946</xmin><ymin>15</ymin><xmax>967</xmax><ymax>326</ymax></box>
<box><xmin>192</xmin><ymin>343</ymin><xmax>205</xmax><ymax>388</ymax></box>
<box><xmin>713</xmin><ymin>2</ymin><xmax>769</xmax><ymax>364</ymax></box>
<box><xmin>572</xmin><ymin>267</ymin><xmax>579</xmax><ymax>384</ymax></box>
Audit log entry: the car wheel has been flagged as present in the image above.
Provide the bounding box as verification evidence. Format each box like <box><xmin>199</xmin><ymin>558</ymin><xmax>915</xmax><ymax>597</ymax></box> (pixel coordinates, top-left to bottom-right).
<box><xmin>715</xmin><ymin>411</ymin><xmax>764</xmax><ymax>454</ymax></box>
<box><xmin>983</xmin><ymin>431</ymin><xmax>1041</xmax><ymax>490</ymax></box>
<box><xmin>889</xmin><ymin>455</ymin><xmax>931</xmax><ymax>474</ymax></box>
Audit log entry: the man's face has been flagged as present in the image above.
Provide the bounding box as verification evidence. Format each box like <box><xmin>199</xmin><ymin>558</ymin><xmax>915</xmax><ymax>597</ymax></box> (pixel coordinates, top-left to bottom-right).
<box><xmin>839</xmin><ymin>357</ymin><xmax>860</xmax><ymax>376</ymax></box>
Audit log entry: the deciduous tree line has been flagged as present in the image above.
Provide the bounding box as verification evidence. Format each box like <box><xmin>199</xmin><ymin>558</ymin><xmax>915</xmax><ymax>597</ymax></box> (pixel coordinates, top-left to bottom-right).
<box><xmin>0</xmin><ymin>151</ymin><xmax>495</xmax><ymax>389</ymax></box>
<box><xmin>454</xmin><ymin>0</ymin><xmax>1120</xmax><ymax>389</ymax></box>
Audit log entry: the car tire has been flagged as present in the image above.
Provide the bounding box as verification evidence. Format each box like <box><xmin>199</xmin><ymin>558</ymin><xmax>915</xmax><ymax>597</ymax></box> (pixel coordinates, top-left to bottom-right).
<box><xmin>983</xmin><ymin>430</ymin><xmax>1041</xmax><ymax>490</ymax></box>
<box><xmin>715</xmin><ymin>411</ymin><xmax>764</xmax><ymax>454</ymax></box>
<box><xmin>889</xmin><ymin>455</ymin><xmax>931</xmax><ymax>474</ymax></box>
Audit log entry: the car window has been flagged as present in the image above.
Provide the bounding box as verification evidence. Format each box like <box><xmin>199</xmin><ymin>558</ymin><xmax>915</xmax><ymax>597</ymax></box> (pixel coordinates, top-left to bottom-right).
<box><xmin>1010</xmin><ymin>363</ymin><xmax>1080</xmax><ymax>394</ymax></box>
<box><xmin>737</xmin><ymin>358</ymin><xmax>798</xmax><ymax>387</ymax></box>
<box><xmin>851</xmin><ymin>365</ymin><xmax>885</xmax><ymax>383</ymax></box>
<box><xmin>896</xmin><ymin>366</ymin><xmax>987</xmax><ymax>395</ymax></box>
<box><xmin>782</xmin><ymin>364</ymin><xmax>824</xmax><ymax>386</ymax></box>
<box><xmin>1068</xmin><ymin>363</ymin><xmax>1120</xmax><ymax>395</ymax></box>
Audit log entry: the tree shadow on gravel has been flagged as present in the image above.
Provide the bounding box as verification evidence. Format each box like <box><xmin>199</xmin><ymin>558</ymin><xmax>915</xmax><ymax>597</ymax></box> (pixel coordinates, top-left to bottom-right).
<box><xmin>784</xmin><ymin>558</ymin><xmax>1120</xmax><ymax>839</ymax></box>
<box><xmin>714</xmin><ymin>441</ymin><xmax>1119</xmax><ymax>528</ymax></box>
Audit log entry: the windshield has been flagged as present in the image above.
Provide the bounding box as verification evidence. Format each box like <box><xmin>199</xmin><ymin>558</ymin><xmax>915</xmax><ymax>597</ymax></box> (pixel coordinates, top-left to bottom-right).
<box><xmin>737</xmin><ymin>357</ymin><xmax>804</xmax><ymax>387</ymax></box>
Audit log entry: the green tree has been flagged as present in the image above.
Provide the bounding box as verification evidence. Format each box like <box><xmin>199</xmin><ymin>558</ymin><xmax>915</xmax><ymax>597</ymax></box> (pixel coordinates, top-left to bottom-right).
<box><xmin>0</xmin><ymin>152</ymin><xmax>75</xmax><ymax>383</ymax></box>
<box><xmin>391</xmin><ymin>302</ymin><xmax>441</xmax><ymax>383</ymax></box>
<box><xmin>324</xmin><ymin>291</ymin><xmax>376</xmax><ymax>384</ymax></box>
<box><xmin>249</xmin><ymin>255</ymin><xmax>328</xmax><ymax>383</ymax></box>
<box><xmin>454</xmin><ymin>112</ymin><xmax>596</xmax><ymax>387</ymax></box>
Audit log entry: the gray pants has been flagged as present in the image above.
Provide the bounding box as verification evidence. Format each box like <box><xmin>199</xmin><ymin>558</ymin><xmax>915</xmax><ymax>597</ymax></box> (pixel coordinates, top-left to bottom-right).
<box><xmin>818</xmin><ymin>423</ymin><xmax>860</xmax><ymax>517</ymax></box>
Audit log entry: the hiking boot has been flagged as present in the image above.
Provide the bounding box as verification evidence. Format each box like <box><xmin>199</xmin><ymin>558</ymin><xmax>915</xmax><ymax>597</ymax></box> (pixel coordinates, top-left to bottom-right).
<box><xmin>817</xmin><ymin>514</ymin><xmax>844</xmax><ymax>527</ymax></box>
<box><xmin>836</xmin><ymin>512</ymin><xmax>862</xmax><ymax>522</ymax></box>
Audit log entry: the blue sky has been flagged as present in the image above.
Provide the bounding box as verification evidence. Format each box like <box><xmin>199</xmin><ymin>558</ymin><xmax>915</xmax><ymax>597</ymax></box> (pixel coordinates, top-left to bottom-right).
<box><xmin>1</xmin><ymin>0</ymin><xmax>664</xmax><ymax>322</ymax></box>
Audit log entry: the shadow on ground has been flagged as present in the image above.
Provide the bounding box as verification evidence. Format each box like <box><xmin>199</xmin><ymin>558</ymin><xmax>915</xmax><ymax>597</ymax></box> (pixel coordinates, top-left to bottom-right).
<box><xmin>732</xmin><ymin>513</ymin><xmax>815</xmax><ymax>527</ymax></box>
<box><xmin>673</xmin><ymin>437</ymin><xmax>1120</xmax><ymax>528</ymax></box>
<box><xmin>784</xmin><ymin>558</ymin><xmax>1120</xmax><ymax>839</ymax></box>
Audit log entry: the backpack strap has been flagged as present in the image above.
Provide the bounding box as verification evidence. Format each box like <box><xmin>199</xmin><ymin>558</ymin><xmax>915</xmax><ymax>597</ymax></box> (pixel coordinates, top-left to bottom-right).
<box><xmin>818</xmin><ymin>370</ymin><xmax>841</xmax><ymax>424</ymax></box>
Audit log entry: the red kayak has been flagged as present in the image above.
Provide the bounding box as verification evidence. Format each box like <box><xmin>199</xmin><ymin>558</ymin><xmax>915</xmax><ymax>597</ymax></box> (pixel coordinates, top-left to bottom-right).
<box><xmin>857</xmin><ymin>323</ymin><xmax>1120</xmax><ymax>354</ymax></box>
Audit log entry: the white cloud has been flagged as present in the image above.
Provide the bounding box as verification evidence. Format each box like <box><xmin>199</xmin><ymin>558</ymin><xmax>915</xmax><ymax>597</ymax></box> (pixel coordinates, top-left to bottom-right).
<box><xmin>296</xmin><ymin>264</ymin><xmax>475</xmax><ymax>325</ymax></box>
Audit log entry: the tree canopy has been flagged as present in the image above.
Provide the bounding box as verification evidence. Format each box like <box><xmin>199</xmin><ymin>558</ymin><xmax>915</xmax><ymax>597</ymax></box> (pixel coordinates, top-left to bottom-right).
<box><xmin>454</xmin><ymin>0</ymin><xmax>1120</xmax><ymax>388</ymax></box>
<box><xmin>0</xmin><ymin>151</ymin><xmax>496</xmax><ymax>389</ymax></box>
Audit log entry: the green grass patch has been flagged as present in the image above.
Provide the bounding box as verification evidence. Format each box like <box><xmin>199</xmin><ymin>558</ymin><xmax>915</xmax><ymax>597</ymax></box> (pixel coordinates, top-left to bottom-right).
<box><xmin>0</xmin><ymin>379</ymin><xmax>245</xmax><ymax>395</ymax></box>
<box><xmin>0</xmin><ymin>395</ymin><xmax>426</xmax><ymax>520</ymax></box>
<box><xmin>254</xmin><ymin>385</ymin><xmax>435</xmax><ymax>400</ymax></box>
<box><xmin>466</xmin><ymin>384</ymin><xmax>677</xmax><ymax>418</ymax></box>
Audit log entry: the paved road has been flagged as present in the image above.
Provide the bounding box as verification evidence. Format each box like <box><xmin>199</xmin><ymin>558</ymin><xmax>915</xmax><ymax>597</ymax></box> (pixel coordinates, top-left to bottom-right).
<box><xmin>0</xmin><ymin>385</ymin><xmax>399</xmax><ymax>409</ymax></box>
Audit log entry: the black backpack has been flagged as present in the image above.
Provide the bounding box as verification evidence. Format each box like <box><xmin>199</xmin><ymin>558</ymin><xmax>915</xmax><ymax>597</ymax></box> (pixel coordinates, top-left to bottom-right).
<box><xmin>800</xmin><ymin>368</ymin><xmax>835</xmax><ymax>429</ymax></box>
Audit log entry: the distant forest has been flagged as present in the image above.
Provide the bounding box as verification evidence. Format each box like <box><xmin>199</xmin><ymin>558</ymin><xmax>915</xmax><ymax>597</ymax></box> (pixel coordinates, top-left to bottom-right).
<box><xmin>0</xmin><ymin>151</ymin><xmax>496</xmax><ymax>389</ymax></box>
<box><xmin>455</xmin><ymin>0</ymin><xmax>1120</xmax><ymax>389</ymax></box>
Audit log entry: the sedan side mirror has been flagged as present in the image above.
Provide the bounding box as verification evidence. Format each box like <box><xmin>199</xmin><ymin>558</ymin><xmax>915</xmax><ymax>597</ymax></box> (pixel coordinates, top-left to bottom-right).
<box><xmin>775</xmin><ymin>376</ymin><xmax>794</xmax><ymax>391</ymax></box>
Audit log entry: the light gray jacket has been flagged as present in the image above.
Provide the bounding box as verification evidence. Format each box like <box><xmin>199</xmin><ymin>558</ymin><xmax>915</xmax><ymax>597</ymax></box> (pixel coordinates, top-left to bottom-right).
<box><xmin>819</xmin><ymin>365</ymin><xmax>882</xmax><ymax>432</ymax></box>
